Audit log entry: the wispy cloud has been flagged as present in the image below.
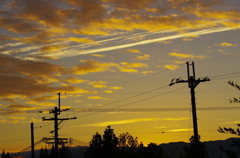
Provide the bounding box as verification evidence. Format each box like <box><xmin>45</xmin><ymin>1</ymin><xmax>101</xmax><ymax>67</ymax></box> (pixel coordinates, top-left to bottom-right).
<box><xmin>169</xmin><ymin>52</ymin><xmax>208</xmax><ymax>59</ymax></box>
<box><xmin>161</xmin><ymin>117</ymin><xmax>190</xmax><ymax>121</ymax></box>
<box><xmin>43</xmin><ymin>25</ymin><xmax>240</xmax><ymax>59</ymax></box>
<box><xmin>168</xmin><ymin>128</ymin><xmax>193</xmax><ymax>132</ymax></box>
<box><xmin>72</xmin><ymin>118</ymin><xmax>159</xmax><ymax>127</ymax></box>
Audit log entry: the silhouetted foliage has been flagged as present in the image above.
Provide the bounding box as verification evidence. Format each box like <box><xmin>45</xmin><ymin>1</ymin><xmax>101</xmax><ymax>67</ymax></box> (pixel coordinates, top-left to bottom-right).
<box><xmin>59</xmin><ymin>144</ymin><xmax>72</xmax><ymax>158</ymax></box>
<box><xmin>39</xmin><ymin>145</ymin><xmax>71</xmax><ymax>158</ymax></box>
<box><xmin>49</xmin><ymin>145</ymin><xmax>55</xmax><ymax>158</ymax></box>
<box><xmin>84</xmin><ymin>126</ymin><xmax>169</xmax><ymax>158</ymax></box>
<box><xmin>217</xmin><ymin>81</ymin><xmax>240</xmax><ymax>157</ymax></box>
<box><xmin>180</xmin><ymin>136</ymin><xmax>209</xmax><ymax>158</ymax></box>
<box><xmin>228</xmin><ymin>80</ymin><xmax>240</xmax><ymax>103</ymax></box>
<box><xmin>2</xmin><ymin>150</ymin><xmax>5</xmax><ymax>158</ymax></box>
<box><xmin>5</xmin><ymin>153</ymin><xmax>11</xmax><ymax>158</ymax></box>
<box><xmin>39</xmin><ymin>147</ymin><xmax>44</xmax><ymax>158</ymax></box>
<box><xmin>219</xmin><ymin>144</ymin><xmax>238</xmax><ymax>158</ymax></box>
<box><xmin>84</xmin><ymin>126</ymin><xmax>118</xmax><ymax>158</ymax></box>
<box><xmin>1</xmin><ymin>149</ymin><xmax>11</xmax><ymax>158</ymax></box>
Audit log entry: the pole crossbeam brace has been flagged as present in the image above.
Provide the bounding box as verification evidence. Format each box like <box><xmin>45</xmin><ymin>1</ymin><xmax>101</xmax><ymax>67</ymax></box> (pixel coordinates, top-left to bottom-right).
<box><xmin>169</xmin><ymin>61</ymin><xmax>210</xmax><ymax>158</ymax></box>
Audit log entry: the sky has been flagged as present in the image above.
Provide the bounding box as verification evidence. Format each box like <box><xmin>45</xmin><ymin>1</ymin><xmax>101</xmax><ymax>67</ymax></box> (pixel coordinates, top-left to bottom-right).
<box><xmin>1</xmin><ymin>0</ymin><xmax>240</xmax><ymax>153</ymax></box>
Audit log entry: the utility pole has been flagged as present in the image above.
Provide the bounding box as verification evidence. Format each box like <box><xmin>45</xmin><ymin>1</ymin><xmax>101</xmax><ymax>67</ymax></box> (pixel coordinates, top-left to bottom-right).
<box><xmin>169</xmin><ymin>61</ymin><xmax>210</xmax><ymax>157</ymax></box>
<box><xmin>31</xmin><ymin>122</ymin><xmax>35</xmax><ymax>158</ymax></box>
<box><xmin>41</xmin><ymin>92</ymin><xmax>77</xmax><ymax>158</ymax></box>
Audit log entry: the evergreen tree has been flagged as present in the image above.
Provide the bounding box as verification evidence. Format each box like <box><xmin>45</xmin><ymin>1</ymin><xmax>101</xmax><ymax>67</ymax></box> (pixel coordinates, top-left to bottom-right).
<box><xmin>59</xmin><ymin>144</ymin><xmax>72</xmax><ymax>158</ymax></box>
<box><xmin>44</xmin><ymin>146</ymin><xmax>49</xmax><ymax>158</ymax></box>
<box><xmin>180</xmin><ymin>136</ymin><xmax>209</xmax><ymax>158</ymax></box>
<box><xmin>6</xmin><ymin>152</ymin><xmax>11</xmax><ymax>158</ymax></box>
<box><xmin>49</xmin><ymin>145</ymin><xmax>55</xmax><ymax>158</ymax></box>
<box><xmin>84</xmin><ymin>132</ymin><xmax>103</xmax><ymax>158</ymax></box>
<box><xmin>102</xmin><ymin>126</ymin><xmax>119</xmax><ymax>158</ymax></box>
<box><xmin>39</xmin><ymin>147</ymin><xmax>44</xmax><ymax>158</ymax></box>
<box><xmin>1</xmin><ymin>150</ymin><xmax>5</xmax><ymax>158</ymax></box>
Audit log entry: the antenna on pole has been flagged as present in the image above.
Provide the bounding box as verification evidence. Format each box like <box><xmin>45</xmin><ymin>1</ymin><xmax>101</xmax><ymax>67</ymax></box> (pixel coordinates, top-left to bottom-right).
<box><xmin>169</xmin><ymin>61</ymin><xmax>210</xmax><ymax>158</ymax></box>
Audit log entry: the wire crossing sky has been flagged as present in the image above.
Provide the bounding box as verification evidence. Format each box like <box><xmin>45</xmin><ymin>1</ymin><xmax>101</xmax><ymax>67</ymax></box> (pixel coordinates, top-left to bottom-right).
<box><xmin>0</xmin><ymin>0</ymin><xmax>240</xmax><ymax>152</ymax></box>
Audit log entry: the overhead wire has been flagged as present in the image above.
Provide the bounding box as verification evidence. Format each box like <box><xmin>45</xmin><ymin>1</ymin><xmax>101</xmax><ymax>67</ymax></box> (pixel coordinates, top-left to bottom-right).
<box><xmin>74</xmin><ymin>85</ymin><xmax>169</xmax><ymax>114</ymax></box>
<box><xmin>76</xmin><ymin>86</ymin><xmax>186</xmax><ymax>119</ymax></box>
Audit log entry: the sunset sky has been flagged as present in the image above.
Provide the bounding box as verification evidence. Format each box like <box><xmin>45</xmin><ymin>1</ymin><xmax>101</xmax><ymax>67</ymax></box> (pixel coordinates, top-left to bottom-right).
<box><xmin>1</xmin><ymin>0</ymin><xmax>240</xmax><ymax>153</ymax></box>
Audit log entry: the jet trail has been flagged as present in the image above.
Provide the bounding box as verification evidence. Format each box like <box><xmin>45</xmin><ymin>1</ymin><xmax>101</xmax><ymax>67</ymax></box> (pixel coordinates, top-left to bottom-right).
<box><xmin>46</xmin><ymin>26</ymin><xmax>240</xmax><ymax>59</ymax></box>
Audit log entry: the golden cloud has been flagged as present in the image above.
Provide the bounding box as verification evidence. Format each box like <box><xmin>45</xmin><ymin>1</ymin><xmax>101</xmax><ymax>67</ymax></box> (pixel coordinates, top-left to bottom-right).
<box><xmin>65</xmin><ymin>77</ymin><xmax>86</xmax><ymax>84</ymax></box>
<box><xmin>39</xmin><ymin>45</ymin><xmax>68</xmax><ymax>54</ymax></box>
<box><xmin>110</xmin><ymin>86</ymin><xmax>123</xmax><ymax>90</ymax></box>
<box><xmin>72</xmin><ymin>59</ymin><xmax>118</xmax><ymax>75</ymax></box>
<box><xmin>87</xmin><ymin>96</ymin><xmax>109</xmax><ymax>100</ymax></box>
<box><xmin>73</xmin><ymin>118</ymin><xmax>159</xmax><ymax>127</ymax></box>
<box><xmin>105</xmin><ymin>90</ymin><xmax>113</xmax><ymax>93</ymax></box>
<box><xmin>6</xmin><ymin>104</ymin><xmax>38</xmax><ymax>110</ymax></box>
<box><xmin>121</xmin><ymin>49</ymin><xmax>142</xmax><ymax>53</ymax></box>
<box><xmin>164</xmin><ymin>65</ymin><xmax>179</xmax><ymax>70</ymax></box>
<box><xmin>91</xmin><ymin>54</ymin><xmax>105</xmax><ymax>57</ymax></box>
<box><xmin>67</xmin><ymin>37</ymin><xmax>98</xmax><ymax>44</ymax></box>
<box><xmin>133</xmin><ymin>54</ymin><xmax>151</xmax><ymax>60</ymax></box>
<box><xmin>88</xmin><ymin>81</ymin><xmax>108</xmax><ymax>88</ymax></box>
<box><xmin>169</xmin><ymin>52</ymin><xmax>208</xmax><ymax>59</ymax></box>
<box><xmin>0</xmin><ymin>55</ymin><xmax>97</xmax><ymax>101</ymax></box>
<box><xmin>162</xmin><ymin>117</ymin><xmax>190</xmax><ymax>121</ymax></box>
<box><xmin>219</xmin><ymin>42</ymin><xmax>238</xmax><ymax>47</ymax></box>
<box><xmin>141</xmin><ymin>71</ymin><xmax>155</xmax><ymax>75</ymax></box>
<box><xmin>168</xmin><ymin>128</ymin><xmax>193</xmax><ymax>132</ymax></box>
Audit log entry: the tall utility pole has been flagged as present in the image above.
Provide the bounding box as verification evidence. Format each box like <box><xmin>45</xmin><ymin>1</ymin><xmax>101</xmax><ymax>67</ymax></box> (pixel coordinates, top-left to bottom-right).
<box><xmin>31</xmin><ymin>122</ymin><xmax>35</xmax><ymax>158</ymax></box>
<box><xmin>42</xmin><ymin>92</ymin><xmax>77</xmax><ymax>158</ymax></box>
<box><xmin>169</xmin><ymin>62</ymin><xmax>210</xmax><ymax>157</ymax></box>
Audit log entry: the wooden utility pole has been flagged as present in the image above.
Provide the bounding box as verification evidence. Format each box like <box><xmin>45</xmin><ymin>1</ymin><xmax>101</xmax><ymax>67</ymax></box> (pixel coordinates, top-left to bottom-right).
<box><xmin>42</xmin><ymin>93</ymin><xmax>77</xmax><ymax>158</ymax></box>
<box><xmin>169</xmin><ymin>61</ymin><xmax>210</xmax><ymax>158</ymax></box>
<box><xmin>31</xmin><ymin>122</ymin><xmax>35</xmax><ymax>158</ymax></box>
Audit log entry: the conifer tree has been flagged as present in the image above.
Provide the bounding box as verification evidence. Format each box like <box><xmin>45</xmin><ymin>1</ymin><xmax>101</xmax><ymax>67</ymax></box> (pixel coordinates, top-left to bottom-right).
<box><xmin>2</xmin><ymin>149</ymin><xmax>5</xmax><ymax>158</ymax></box>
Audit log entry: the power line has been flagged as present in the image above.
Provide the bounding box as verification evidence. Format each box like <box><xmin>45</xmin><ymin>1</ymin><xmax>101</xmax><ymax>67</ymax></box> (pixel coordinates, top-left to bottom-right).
<box><xmin>73</xmin><ymin>106</ymin><xmax>240</xmax><ymax>113</ymax></box>
<box><xmin>76</xmin><ymin>86</ymin><xmax>186</xmax><ymax>119</ymax></box>
<box><xmin>196</xmin><ymin>51</ymin><xmax>240</xmax><ymax>65</ymax></box>
<box><xmin>74</xmin><ymin>85</ymin><xmax>169</xmax><ymax>114</ymax></box>
<box><xmin>210</xmin><ymin>71</ymin><xmax>240</xmax><ymax>78</ymax></box>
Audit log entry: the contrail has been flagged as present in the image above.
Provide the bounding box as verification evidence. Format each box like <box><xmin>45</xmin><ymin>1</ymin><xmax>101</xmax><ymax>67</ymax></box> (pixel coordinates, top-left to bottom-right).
<box><xmin>46</xmin><ymin>25</ymin><xmax>240</xmax><ymax>59</ymax></box>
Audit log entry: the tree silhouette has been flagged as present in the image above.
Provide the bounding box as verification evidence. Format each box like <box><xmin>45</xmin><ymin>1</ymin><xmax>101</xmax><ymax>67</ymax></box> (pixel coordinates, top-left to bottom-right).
<box><xmin>84</xmin><ymin>126</ymin><xmax>119</xmax><ymax>158</ymax></box>
<box><xmin>84</xmin><ymin>126</ymin><xmax>169</xmax><ymax>158</ymax></box>
<box><xmin>84</xmin><ymin>132</ymin><xmax>103</xmax><ymax>158</ymax></box>
<box><xmin>2</xmin><ymin>150</ymin><xmax>5</xmax><ymax>158</ymax></box>
<box><xmin>180</xmin><ymin>136</ymin><xmax>209</xmax><ymax>158</ymax></box>
<box><xmin>118</xmin><ymin>132</ymin><xmax>139</xmax><ymax>158</ymax></box>
<box><xmin>39</xmin><ymin>147</ymin><xmax>44</xmax><ymax>158</ymax></box>
<box><xmin>59</xmin><ymin>144</ymin><xmax>72</xmax><ymax>158</ymax></box>
<box><xmin>217</xmin><ymin>80</ymin><xmax>240</xmax><ymax>158</ymax></box>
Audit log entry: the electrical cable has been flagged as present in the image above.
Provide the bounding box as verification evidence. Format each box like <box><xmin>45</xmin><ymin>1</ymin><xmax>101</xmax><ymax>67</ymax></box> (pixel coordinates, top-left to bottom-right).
<box><xmin>76</xmin><ymin>86</ymin><xmax>186</xmax><ymax>119</ymax></box>
<box><xmin>74</xmin><ymin>85</ymin><xmax>169</xmax><ymax>115</ymax></box>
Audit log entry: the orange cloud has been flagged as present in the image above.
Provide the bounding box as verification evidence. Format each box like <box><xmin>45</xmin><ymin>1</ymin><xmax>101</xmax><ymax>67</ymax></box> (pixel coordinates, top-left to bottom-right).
<box><xmin>88</xmin><ymin>81</ymin><xmax>108</xmax><ymax>88</ymax></box>
<box><xmin>133</xmin><ymin>54</ymin><xmax>151</xmax><ymax>60</ymax></box>
<box><xmin>169</xmin><ymin>52</ymin><xmax>208</xmax><ymax>59</ymax></box>
<box><xmin>87</xmin><ymin>96</ymin><xmax>109</xmax><ymax>100</ymax></box>
<box><xmin>39</xmin><ymin>45</ymin><xmax>68</xmax><ymax>53</ymax></box>
<box><xmin>121</xmin><ymin>49</ymin><xmax>142</xmax><ymax>53</ymax></box>
<box><xmin>164</xmin><ymin>65</ymin><xmax>179</xmax><ymax>70</ymax></box>
<box><xmin>72</xmin><ymin>59</ymin><xmax>118</xmax><ymax>75</ymax></box>
<box><xmin>65</xmin><ymin>77</ymin><xmax>86</xmax><ymax>84</ymax></box>
<box><xmin>91</xmin><ymin>54</ymin><xmax>105</xmax><ymax>57</ymax></box>
<box><xmin>219</xmin><ymin>42</ymin><xmax>238</xmax><ymax>47</ymax></box>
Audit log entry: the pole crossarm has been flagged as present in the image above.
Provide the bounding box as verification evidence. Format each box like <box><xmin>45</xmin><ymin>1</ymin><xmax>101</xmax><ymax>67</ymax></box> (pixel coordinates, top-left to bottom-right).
<box><xmin>40</xmin><ymin>92</ymin><xmax>78</xmax><ymax>158</ymax></box>
<box><xmin>168</xmin><ymin>61</ymin><xmax>210</xmax><ymax>158</ymax></box>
